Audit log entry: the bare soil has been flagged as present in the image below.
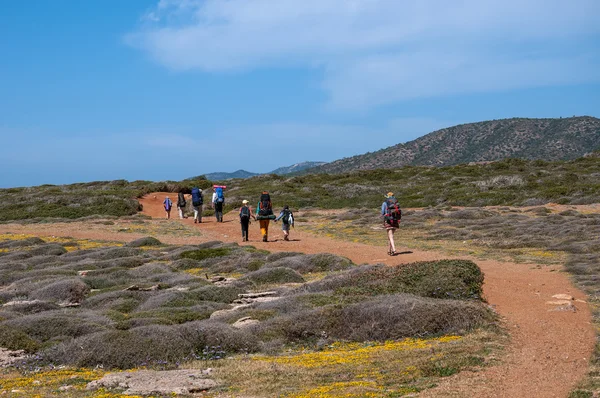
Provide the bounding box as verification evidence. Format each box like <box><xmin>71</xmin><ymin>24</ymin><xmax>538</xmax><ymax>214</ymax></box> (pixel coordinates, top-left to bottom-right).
<box><xmin>1</xmin><ymin>192</ymin><xmax>595</xmax><ymax>398</ymax></box>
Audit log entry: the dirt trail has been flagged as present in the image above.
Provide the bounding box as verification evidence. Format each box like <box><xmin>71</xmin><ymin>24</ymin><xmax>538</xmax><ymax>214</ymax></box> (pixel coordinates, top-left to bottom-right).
<box><xmin>2</xmin><ymin>193</ymin><xmax>596</xmax><ymax>398</ymax></box>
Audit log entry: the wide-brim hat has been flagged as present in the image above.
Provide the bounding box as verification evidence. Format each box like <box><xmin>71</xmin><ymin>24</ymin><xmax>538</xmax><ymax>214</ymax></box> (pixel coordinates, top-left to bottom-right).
<box><xmin>242</xmin><ymin>200</ymin><xmax>249</xmax><ymax>204</ymax></box>
<box><xmin>386</xmin><ymin>192</ymin><xmax>394</xmax><ymax>198</ymax></box>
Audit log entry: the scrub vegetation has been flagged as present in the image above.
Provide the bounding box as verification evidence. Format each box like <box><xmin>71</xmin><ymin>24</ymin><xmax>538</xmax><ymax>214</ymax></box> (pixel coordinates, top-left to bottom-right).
<box><xmin>0</xmin><ymin>233</ymin><xmax>497</xmax><ymax>396</ymax></box>
<box><xmin>1</xmin><ymin>154</ymin><xmax>599</xmax><ymax>222</ymax></box>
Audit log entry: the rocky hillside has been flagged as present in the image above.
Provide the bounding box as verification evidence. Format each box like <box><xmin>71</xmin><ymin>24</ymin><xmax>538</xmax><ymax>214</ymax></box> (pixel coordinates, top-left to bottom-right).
<box><xmin>270</xmin><ymin>161</ymin><xmax>326</xmax><ymax>175</ymax></box>
<box><xmin>308</xmin><ymin>116</ymin><xmax>600</xmax><ymax>174</ymax></box>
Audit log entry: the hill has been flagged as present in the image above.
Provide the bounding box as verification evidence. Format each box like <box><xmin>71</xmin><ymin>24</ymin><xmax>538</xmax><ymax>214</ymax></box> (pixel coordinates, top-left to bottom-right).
<box><xmin>204</xmin><ymin>170</ymin><xmax>258</xmax><ymax>180</ymax></box>
<box><xmin>308</xmin><ymin>116</ymin><xmax>600</xmax><ymax>174</ymax></box>
<box><xmin>202</xmin><ymin>161</ymin><xmax>326</xmax><ymax>180</ymax></box>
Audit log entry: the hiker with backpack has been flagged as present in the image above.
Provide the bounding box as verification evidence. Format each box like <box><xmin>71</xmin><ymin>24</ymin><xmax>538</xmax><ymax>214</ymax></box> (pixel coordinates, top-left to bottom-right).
<box><xmin>177</xmin><ymin>191</ymin><xmax>187</xmax><ymax>219</ymax></box>
<box><xmin>381</xmin><ymin>192</ymin><xmax>401</xmax><ymax>256</ymax></box>
<box><xmin>212</xmin><ymin>185</ymin><xmax>226</xmax><ymax>222</ymax></box>
<box><xmin>274</xmin><ymin>205</ymin><xmax>294</xmax><ymax>241</ymax></box>
<box><xmin>239</xmin><ymin>199</ymin><xmax>256</xmax><ymax>241</ymax></box>
<box><xmin>256</xmin><ymin>191</ymin><xmax>275</xmax><ymax>242</ymax></box>
<box><xmin>163</xmin><ymin>196</ymin><xmax>173</xmax><ymax>219</ymax></box>
<box><xmin>191</xmin><ymin>187</ymin><xmax>203</xmax><ymax>223</ymax></box>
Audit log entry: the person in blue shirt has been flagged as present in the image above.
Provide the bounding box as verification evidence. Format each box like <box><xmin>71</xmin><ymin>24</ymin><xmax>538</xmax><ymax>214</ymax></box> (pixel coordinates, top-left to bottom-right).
<box><xmin>381</xmin><ymin>192</ymin><xmax>400</xmax><ymax>255</ymax></box>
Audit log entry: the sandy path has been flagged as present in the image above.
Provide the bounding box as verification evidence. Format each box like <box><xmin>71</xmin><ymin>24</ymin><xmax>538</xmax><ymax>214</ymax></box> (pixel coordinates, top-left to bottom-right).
<box><xmin>2</xmin><ymin>193</ymin><xmax>595</xmax><ymax>397</ymax></box>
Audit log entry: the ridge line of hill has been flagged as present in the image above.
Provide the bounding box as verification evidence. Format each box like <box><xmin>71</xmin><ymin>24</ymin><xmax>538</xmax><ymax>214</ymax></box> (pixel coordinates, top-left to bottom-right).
<box><xmin>303</xmin><ymin>116</ymin><xmax>600</xmax><ymax>174</ymax></box>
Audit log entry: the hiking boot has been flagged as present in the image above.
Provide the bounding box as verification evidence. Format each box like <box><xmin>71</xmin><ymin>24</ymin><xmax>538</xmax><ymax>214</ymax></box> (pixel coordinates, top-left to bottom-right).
<box><xmin>194</xmin><ymin>219</ymin><xmax>197</xmax><ymax>224</ymax></box>
<box><xmin>262</xmin><ymin>236</ymin><xmax>268</xmax><ymax>242</ymax></box>
<box><xmin>284</xmin><ymin>235</ymin><xmax>289</xmax><ymax>241</ymax></box>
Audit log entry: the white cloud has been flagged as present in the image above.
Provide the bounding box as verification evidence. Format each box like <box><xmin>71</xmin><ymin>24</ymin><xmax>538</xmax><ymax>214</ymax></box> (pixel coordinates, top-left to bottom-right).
<box><xmin>128</xmin><ymin>0</ymin><xmax>600</xmax><ymax>109</ymax></box>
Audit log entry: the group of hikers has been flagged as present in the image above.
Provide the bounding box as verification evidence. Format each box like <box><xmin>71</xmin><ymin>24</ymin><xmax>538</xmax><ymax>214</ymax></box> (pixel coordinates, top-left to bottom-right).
<box><xmin>163</xmin><ymin>187</ymin><xmax>401</xmax><ymax>255</ymax></box>
<box><xmin>162</xmin><ymin>187</ymin><xmax>295</xmax><ymax>243</ymax></box>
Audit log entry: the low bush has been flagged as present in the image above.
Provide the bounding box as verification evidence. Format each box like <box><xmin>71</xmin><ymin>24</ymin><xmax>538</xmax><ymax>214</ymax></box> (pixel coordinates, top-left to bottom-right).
<box><xmin>185</xmin><ymin>285</ymin><xmax>246</xmax><ymax>304</ymax></box>
<box><xmin>170</xmin><ymin>258</ymin><xmax>201</xmax><ymax>270</ymax></box>
<box><xmin>265</xmin><ymin>253</ymin><xmax>353</xmax><ymax>274</ymax></box>
<box><xmin>30</xmin><ymin>278</ymin><xmax>89</xmax><ymax>303</ymax></box>
<box><xmin>2</xmin><ymin>310</ymin><xmax>111</xmax><ymax>344</ymax></box>
<box><xmin>43</xmin><ymin>321</ymin><xmax>258</xmax><ymax>369</ymax></box>
<box><xmin>0</xmin><ymin>237</ymin><xmax>45</xmax><ymax>248</ymax></box>
<box><xmin>253</xmin><ymin>294</ymin><xmax>493</xmax><ymax>344</ymax></box>
<box><xmin>304</xmin><ymin>260</ymin><xmax>484</xmax><ymax>301</ymax></box>
<box><xmin>180</xmin><ymin>248</ymin><xmax>233</xmax><ymax>261</ymax></box>
<box><xmin>242</xmin><ymin>267</ymin><xmax>305</xmax><ymax>286</ymax></box>
<box><xmin>29</xmin><ymin>244</ymin><xmax>67</xmax><ymax>256</ymax></box>
<box><xmin>0</xmin><ymin>324</ymin><xmax>40</xmax><ymax>352</ymax></box>
<box><xmin>126</xmin><ymin>237</ymin><xmax>162</xmax><ymax>247</ymax></box>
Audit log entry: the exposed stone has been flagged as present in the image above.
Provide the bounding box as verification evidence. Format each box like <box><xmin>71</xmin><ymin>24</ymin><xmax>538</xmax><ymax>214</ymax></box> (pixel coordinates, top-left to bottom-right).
<box><xmin>0</xmin><ymin>348</ymin><xmax>27</xmax><ymax>367</ymax></box>
<box><xmin>545</xmin><ymin>300</ymin><xmax>572</xmax><ymax>306</ymax></box>
<box><xmin>3</xmin><ymin>299</ymin><xmax>43</xmax><ymax>307</ymax></box>
<box><xmin>552</xmin><ymin>294</ymin><xmax>574</xmax><ymax>301</ymax></box>
<box><xmin>86</xmin><ymin>369</ymin><xmax>218</xmax><ymax>396</ymax></box>
<box><xmin>238</xmin><ymin>291</ymin><xmax>277</xmax><ymax>299</ymax></box>
<box><xmin>232</xmin><ymin>317</ymin><xmax>260</xmax><ymax>329</ymax></box>
<box><xmin>124</xmin><ymin>284</ymin><xmax>160</xmax><ymax>291</ymax></box>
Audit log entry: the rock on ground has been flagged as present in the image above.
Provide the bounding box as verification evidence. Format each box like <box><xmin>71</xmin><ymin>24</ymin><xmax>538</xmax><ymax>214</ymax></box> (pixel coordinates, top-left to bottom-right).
<box><xmin>86</xmin><ymin>369</ymin><xmax>218</xmax><ymax>395</ymax></box>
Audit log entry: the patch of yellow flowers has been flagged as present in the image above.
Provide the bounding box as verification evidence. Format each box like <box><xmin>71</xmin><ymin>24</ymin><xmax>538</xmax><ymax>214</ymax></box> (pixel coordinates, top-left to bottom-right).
<box><xmin>255</xmin><ymin>336</ymin><xmax>461</xmax><ymax>369</ymax></box>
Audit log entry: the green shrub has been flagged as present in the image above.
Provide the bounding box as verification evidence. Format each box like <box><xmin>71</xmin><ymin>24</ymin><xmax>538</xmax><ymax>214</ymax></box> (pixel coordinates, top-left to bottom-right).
<box><xmin>180</xmin><ymin>248</ymin><xmax>233</xmax><ymax>261</ymax></box>
<box><xmin>0</xmin><ymin>324</ymin><xmax>40</xmax><ymax>352</ymax></box>
<box><xmin>306</xmin><ymin>260</ymin><xmax>484</xmax><ymax>301</ymax></box>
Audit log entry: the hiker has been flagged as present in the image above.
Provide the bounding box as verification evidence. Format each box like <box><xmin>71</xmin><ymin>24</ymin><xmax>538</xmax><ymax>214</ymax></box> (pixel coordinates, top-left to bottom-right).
<box><xmin>381</xmin><ymin>192</ymin><xmax>401</xmax><ymax>256</ymax></box>
<box><xmin>256</xmin><ymin>191</ymin><xmax>274</xmax><ymax>242</ymax></box>
<box><xmin>239</xmin><ymin>199</ymin><xmax>256</xmax><ymax>241</ymax></box>
<box><xmin>191</xmin><ymin>187</ymin><xmax>203</xmax><ymax>223</ymax></box>
<box><xmin>163</xmin><ymin>196</ymin><xmax>173</xmax><ymax>219</ymax></box>
<box><xmin>212</xmin><ymin>185</ymin><xmax>225</xmax><ymax>222</ymax></box>
<box><xmin>177</xmin><ymin>191</ymin><xmax>187</xmax><ymax>219</ymax></box>
<box><xmin>274</xmin><ymin>205</ymin><xmax>294</xmax><ymax>241</ymax></box>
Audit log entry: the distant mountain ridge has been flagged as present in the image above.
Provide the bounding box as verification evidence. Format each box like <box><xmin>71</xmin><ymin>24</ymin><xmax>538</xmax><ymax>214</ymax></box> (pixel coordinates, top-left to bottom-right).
<box><xmin>306</xmin><ymin>116</ymin><xmax>600</xmax><ymax>174</ymax></box>
<box><xmin>202</xmin><ymin>161</ymin><xmax>326</xmax><ymax>181</ymax></box>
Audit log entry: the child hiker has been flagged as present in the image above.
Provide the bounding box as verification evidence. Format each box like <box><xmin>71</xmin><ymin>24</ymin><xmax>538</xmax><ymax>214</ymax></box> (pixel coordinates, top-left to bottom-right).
<box><xmin>256</xmin><ymin>191</ymin><xmax>274</xmax><ymax>242</ymax></box>
<box><xmin>163</xmin><ymin>196</ymin><xmax>173</xmax><ymax>219</ymax></box>
<box><xmin>381</xmin><ymin>192</ymin><xmax>401</xmax><ymax>256</ymax></box>
<box><xmin>274</xmin><ymin>205</ymin><xmax>294</xmax><ymax>241</ymax></box>
<box><xmin>239</xmin><ymin>200</ymin><xmax>256</xmax><ymax>242</ymax></box>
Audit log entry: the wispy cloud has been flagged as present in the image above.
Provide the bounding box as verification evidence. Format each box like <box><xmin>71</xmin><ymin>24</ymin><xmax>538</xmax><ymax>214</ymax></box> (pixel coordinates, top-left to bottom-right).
<box><xmin>128</xmin><ymin>0</ymin><xmax>600</xmax><ymax>109</ymax></box>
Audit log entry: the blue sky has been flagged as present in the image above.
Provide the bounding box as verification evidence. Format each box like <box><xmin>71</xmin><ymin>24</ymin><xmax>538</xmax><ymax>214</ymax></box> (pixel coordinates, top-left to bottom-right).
<box><xmin>1</xmin><ymin>0</ymin><xmax>599</xmax><ymax>188</ymax></box>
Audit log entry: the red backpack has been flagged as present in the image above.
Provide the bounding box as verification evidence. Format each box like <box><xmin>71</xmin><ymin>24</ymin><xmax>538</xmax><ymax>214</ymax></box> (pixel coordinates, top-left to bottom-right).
<box><xmin>385</xmin><ymin>197</ymin><xmax>401</xmax><ymax>221</ymax></box>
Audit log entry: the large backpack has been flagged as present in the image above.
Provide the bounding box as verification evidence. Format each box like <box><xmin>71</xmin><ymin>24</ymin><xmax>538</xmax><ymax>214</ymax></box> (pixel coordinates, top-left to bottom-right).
<box><xmin>164</xmin><ymin>198</ymin><xmax>172</xmax><ymax>211</ymax></box>
<box><xmin>258</xmin><ymin>193</ymin><xmax>273</xmax><ymax>216</ymax></box>
<box><xmin>385</xmin><ymin>197</ymin><xmax>402</xmax><ymax>221</ymax></box>
<box><xmin>282</xmin><ymin>209</ymin><xmax>293</xmax><ymax>225</ymax></box>
<box><xmin>240</xmin><ymin>206</ymin><xmax>251</xmax><ymax>220</ymax></box>
<box><xmin>191</xmin><ymin>187</ymin><xmax>203</xmax><ymax>206</ymax></box>
<box><xmin>178</xmin><ymin>192</ymin><xmax>186</xmax><ymax>207</ymax></box>
<box><xmin>215</xmin><ymin>187</ymin><xmax>225</xmax><ymax>203</ymax></box>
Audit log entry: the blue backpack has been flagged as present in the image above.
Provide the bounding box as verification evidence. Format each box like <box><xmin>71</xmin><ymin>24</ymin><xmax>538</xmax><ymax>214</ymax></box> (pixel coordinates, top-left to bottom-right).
<box><xmin>215</xmin><ymin>187</ymin><xmax>225</xmax><ymax>203</ymax></box>
<box><xmin>164</xmin><ymin>198</ymin><xmax>172</xmax><ymax>211</ymax></box>
<box><xmin>191</xmin><ymin>187</ymin><xmax>203</xmax><ymax>206</ymax></box>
